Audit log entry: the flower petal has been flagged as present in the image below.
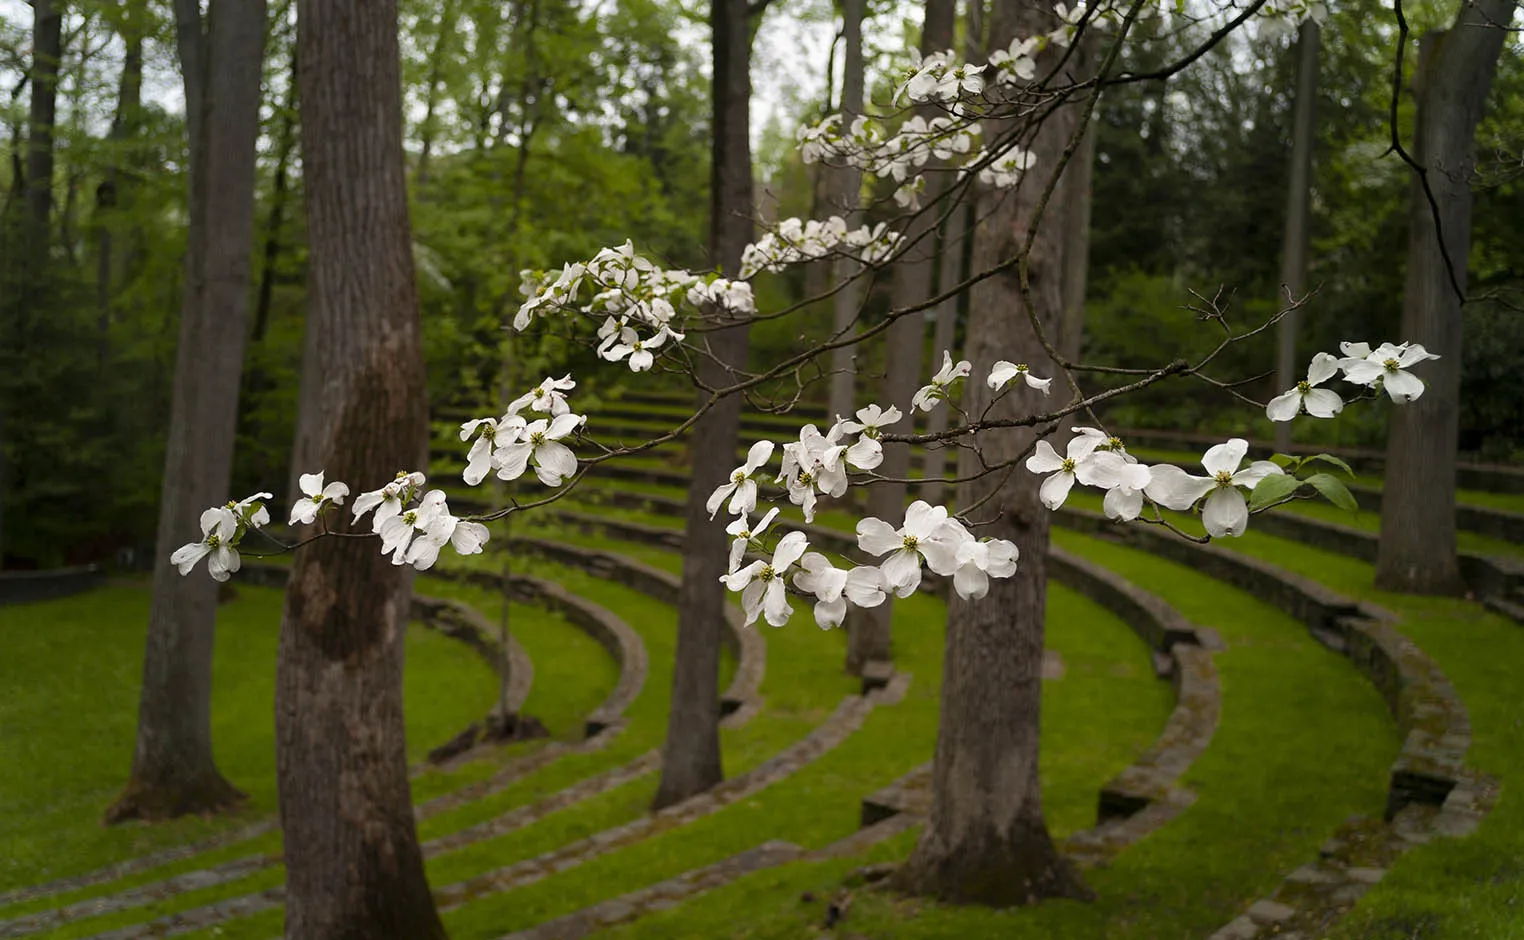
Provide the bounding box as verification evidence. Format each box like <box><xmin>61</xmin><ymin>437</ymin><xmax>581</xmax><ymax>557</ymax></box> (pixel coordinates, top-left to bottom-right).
<box><xmin>1144</xmin><ymin>464</ymin><xmax>1216</xmax><ymax>510</ymax></box>
<box><xmin>1383</xmin><ymin>369</ymin><xmax>1425</xmax><ymax>403</ymax></box>
<box><xmin>1025</xmin><ymin>439</ymin><xmax>1064</xmax><ymax>474</ymax></box>
<box><xmin>1265</xmin><ymin>389</ymin><xmax>1302</xmax><ymax>422</ymax></box>
<box><xmin>1303</xmin><ymin>387</ymin><xmax>1344</xmax><ymax>418</ymax></box>
<box><xmin>1038</xmin><ymin>471</ymin><xmax>1074</xmax><ymax>511</ymax></box>
<box><xmin>1201</xmin><ymin>438</ymin><xmax>1248</xmax><ymax>477</ymax></box>
<box><xmin>1202</xmin><ymin>487</ymin><xmax>1249</xmax><ymax>538</ymax></box>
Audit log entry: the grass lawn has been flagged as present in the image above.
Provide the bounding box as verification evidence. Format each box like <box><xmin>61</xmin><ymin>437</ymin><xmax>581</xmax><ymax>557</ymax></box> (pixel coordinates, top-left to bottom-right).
<box><xmin>0</xmin><ymin>580</ymin><xmax>498</xmax><ymax>896</ymax></box>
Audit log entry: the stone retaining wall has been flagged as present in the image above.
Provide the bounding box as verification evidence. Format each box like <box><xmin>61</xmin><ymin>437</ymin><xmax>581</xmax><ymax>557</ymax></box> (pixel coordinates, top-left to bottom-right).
<box><xmin>507</xmin><ymin>535</ymin><xmax>765</xmax><ymax>721</ymax></box>
<box><xmin>0</xmin><ymin>564</ymin><xmax>107</xmax><ymax>606</ymax></box>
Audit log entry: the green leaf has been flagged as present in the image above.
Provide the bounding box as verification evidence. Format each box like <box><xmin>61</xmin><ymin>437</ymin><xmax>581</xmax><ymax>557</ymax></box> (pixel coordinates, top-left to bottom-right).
<box><xmin>1306</xmin><ymin>472</ymin><xmax>1359</xmax><ymax>512</ymax></box>
<box><xmin>1308</xmin><ymin>453</ymin><xmax>1356</xmax><ymax>478</ymax></box>
<box><xmin>1270</xmin><ymin>453</ymin><xmax>1302</xmax><ymax>470</ymax></box>
<box><xmin>1250</xmin><ymin>472</ymin><xmax>1302</xmax><ymax>509</ymax></box>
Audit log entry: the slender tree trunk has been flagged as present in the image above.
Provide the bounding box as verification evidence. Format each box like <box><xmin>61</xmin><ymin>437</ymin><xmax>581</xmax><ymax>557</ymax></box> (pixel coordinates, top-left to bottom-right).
<box><xmin>825</xmin><ymin>0</ymin><xmax>865</xmax><ymax>423</ymax></box>
<box><xmin>275</xmin><ymin>1</ymin><xmax>445</xmax><ymax>937</ymax></box>
<box><xmin>845</xmin><ymin>0</ymin><xmax>954</xmax><ymax>676</ymax></box>
<box><xmin>252</xmin><ymin>56</ymin><xmax>297</xmax><ymax>347</ymax></box>
<box><xmin>896</xmin><ymin>0</ymin><xmax>1091</xmax><ymax>904</ymax></box>
<box><xmin>920</xmin><ymin>0</ymin><xmax>986</xmax><ymax>502</ymax></box>
<box><xmin>96</xmin><ymin>19</ymin><xmax>144</xmax><ymax>364</ymax></box>
<box><xmin>25</xmin><ymin>0</ymin><xmax>63</xmax><ymax>271</ymax></box>
<box><xmin>1059</xmin><ymin>112</ymin><xmax>1094</xmax><ymax>360</ymax></box>
<box><xmin>652</xmin><ymin>0</ymin><xmax>756</xmax><ymax>811</ymax></box>
<box><xmin>414</xmin><ymin>0</ymin><xmax>455</xmax><ymax>190</ymax></box>
<box><xmin>1273</xmin><ymin>20</ymin><xmax>1319</xmax><ymax>454</ymax></box>
<box><xmin>1376</xmin><ymin>2</ymin><xmax>1511</xmax><ymax>594</ymax></box>
<box><xmin>106</xmin><ymin>0</ymin><xmax>267</xmax><ymax>824</ymax></box>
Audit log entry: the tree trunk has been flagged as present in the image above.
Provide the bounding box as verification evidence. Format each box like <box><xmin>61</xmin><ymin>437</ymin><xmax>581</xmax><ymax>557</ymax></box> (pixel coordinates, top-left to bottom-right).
<box><xmin>895</xmin><ymin>0</ymin><xmax>1090</xmax><ymax>905</ymax></box>
<box><xmin>1376</xmin><ymin>2</ymin><xmax>1511</xmax><ymax>595</ymax></box>
<box><xmin>652</xmin><ymin>0</ymin><xmax>756</xmax><ymax>811</ymax></box>
<box><xmin>825</xmin><ymin>0</ymin><xmax>865</xmax><ymax>424</ymax></box>
<box><xmin>920</xmin><ymin>0</ymin><xmax>987</xmax><ymax>502</ymax></box>
<box><xmin>1059</xmin><ymin>111</ymin><xmax>1094</xmax><ymax>360</ymax></box>
<box><xmin>25</xmin><ymin>0</ymin><xmax>63</xmax><ymax>270</ymax></box>
<box><xmin>96</xmin><ymin>17</ymin><xmax>144</xmax><ymax>365</ymax></box>
<box><xmin>275</xmin><ymin>1</ymin><xmax>446</xmax><ymax>937</ymax></box>
<box><xmin>414</xmin><ymin>0</ymin><xmax>455</xmax><ymax>190</ymax></box>
<box><xmin>106</xmin><ymin>0</ymin><xmax>268</xmax><ymax>824</ymax></box>
<box><xmin>845</xmin><ymin>0</ymin><xmax>954</xmax><ymax>676</ymax></box>
<box><xmin>1272</xmin><ymin>20</ymin><xmax>1319</xmax><ymax>454</ymax></box>
<box><xmin>252</xmin><ymin>53</ymin><xmax>297</xmax><ymax>347</ymax></box>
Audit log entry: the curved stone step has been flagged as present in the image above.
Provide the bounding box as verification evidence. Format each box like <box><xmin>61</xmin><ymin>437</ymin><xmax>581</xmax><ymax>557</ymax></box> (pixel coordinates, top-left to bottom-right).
<box><xmin>506</xmin><ymin>537</ymin><xmax>765</xmax><ymax>722</ymax></box>
<box><xmin>74</xmin><ymin>676</ymin><xmax>911</xmax><ymax>940</ymax></box>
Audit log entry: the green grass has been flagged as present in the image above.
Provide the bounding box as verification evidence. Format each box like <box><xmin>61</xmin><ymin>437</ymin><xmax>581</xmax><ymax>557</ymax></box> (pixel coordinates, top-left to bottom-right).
<box><xmin>0</xmin><ymin>580</ymin><xmax>498</xmax><ymax>896</ymax></box>
<box><xmin>589</xmin><ymin>529</ymin><xmax>1401</xmax><ymax>939</ymax></box>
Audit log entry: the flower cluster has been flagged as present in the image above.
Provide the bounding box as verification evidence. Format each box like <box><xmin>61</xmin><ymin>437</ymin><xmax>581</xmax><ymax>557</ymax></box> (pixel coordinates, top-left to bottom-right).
<box><xmin>1265</xmin><ymin>341</ymin><xmax>1439</xmax><ymax>422</ymax></box>
<box><xmin>458</xmin><ymin>375</ymin><xmax>587</xmax><ymax>486</ymax></box>
<box><xmin>514</xmin><ymin>242</ymin><xmax>757</xmax><ymax>374</ymax></box>
<box><xmin>739</xmin><ymin>216</ymin><xmax>905</xmax><ymax>279</ymax></box>
<box><xmin>170</xmin><ymin>467</ymin><xmax>491</xmax><ymax>580</ymax></box>
<box><xmin>712</xmin><ymin>397</ymin><xmax>1022</xmax><ymax>628</ymax></box>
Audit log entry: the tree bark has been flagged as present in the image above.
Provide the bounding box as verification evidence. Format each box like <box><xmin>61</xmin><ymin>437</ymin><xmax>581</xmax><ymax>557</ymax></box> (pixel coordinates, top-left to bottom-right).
<box><xmin>1273</xmin><ymin>19</ymin><xmax>1319</xmax><ymax>454</ymax></box>
<box><xmin>825</xmin><ymin>0</ymin><xmax>866</xmax><ymax>424</ymax></box>
<box><xmin>25</xmin><ymin>0</ymin><xmax>63</xmax><ymax>270</ymax></box>
<box><xmin>845</xmin><ymin>0</ymin><xmax>954</xmax><ymax>676</ymax></box>
<box><xmin>1376</xmin><ymin>2</ymin><xmax>1511</xmax><ymax>595</ymax></box>
<box><xmin>274</xmin><ymin>1</ymin><xmax>446</xmax><ymax>937</ymax></box>
<box><xmin>106</xmin><ymin>0</ymin><xmax>268</xmax><ymax>825</ymax></box>
<box><xmin>652</xmin><ymin>0</ymin><xmax>756</xmax><ymax>811</ymax></box>
<box><xmin>895</xmin><ymin>0</ymin><xmax>1090</xmax><ymax>905</ymax></box>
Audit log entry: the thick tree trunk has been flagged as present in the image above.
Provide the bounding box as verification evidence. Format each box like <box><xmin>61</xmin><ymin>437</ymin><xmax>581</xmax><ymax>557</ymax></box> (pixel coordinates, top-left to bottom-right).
<box><xmin>1273</xmin><ymin>20</ymin><xmax>1319</xmax><ymax>454</ymax></box>
<box><xmin>825</xmin><ymin>0</ymin><xmax>866</xmax><ymax>424</ymax></box>
<box><xmin>1376</xmin><ymin>2</ymin><xmax>1511</xmax><ymax>594</ymax></box>
<box><xmin>845</xmin><ymin>0</ymin><xmax>954</xmax><ymax>676</ymax></box>
<box><xmin>895</xmin><ymin>0</ymin><xmax>1090</xmax><ymax>905</ymax></box>
<box><xmin>652</xmin><ymin>0</ymin><xmax>755</xmax><ymax>811</ymax></box>
<box><xmin>106</xmin><ymin>0</ymin><xmax>267</xmax><ymax>825</ymax></box>
<box><xmin>275</xmin><ymin>1</ymin><xmax>446</xmax><ymax>937</ymax></box>
<box><xmin>25</xmin><ymin>0</ymin><xmax>63</xmax><ymax>269</ymax></box>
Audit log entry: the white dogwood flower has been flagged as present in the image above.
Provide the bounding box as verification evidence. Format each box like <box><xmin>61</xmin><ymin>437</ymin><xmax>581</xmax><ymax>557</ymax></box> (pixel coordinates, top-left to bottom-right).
<box><xmin>352</xmin><ymin>471</ymin><xmax>426</xmax><ymax>531</ymax></box>
<box><xmin>988</xmin><ymin>360</ymin><xmax>1052</xmax><ymax>395</ymax></box>
<box><xmin>1086</xmin><ymin>452</ymin><xmax>1153</xmax><ymax>521</ymax></box>
<box><xmin>720</xmin><ymin>531</ymin><xmax>809</xmax><ymax>627</ymax></box>
<box><xmin>951</xmin><ymin>537</ymin><xmax>1020</xmax><ymax>601</ymax></box>
<box><xmin>912</xmin><ymin>351</ymin><xmax>972</xmax><ymax>412</ymax></box>
<box><xmin>1143</xmin><ymin>439</ymin><xmax>1284</xmax><ymax>538</ymax></box>
<box><xmin>1267</xmin><ymin>352</ymin><xmax>1344</xmax><ymax>421</ymax></box>
<box><xmin>288</xmin><ymin>472</ymin><xmax>351</xmax><ymax>526</ymax></box>
<box><xmin>791</xmin><ymin>552</ymin><xmax>887</xmax><ymax>629</ymax></box>
<box><xmin>838</xmin><ymin>404</ymin><xmax>902</xmax><ymax>470</ymax></box>
<box><xmin>1339</xmin><ymin>342</ymin><xmax>1439</xmax><ymax>404</ymax></box>
<box><xmin>855</xmin><ymin>500</ymin><xmax>964</xmax><ymax>597</ymax></box>
<box><xmin>725</xmin><ymin>506</ymin><xmax>779</xmax><ymax>573</ymax></box>
<box><xmin>495</xmin><ymin>413</ymin><xmax>584</xmax><ymax>486</ymax></box>
<box><xmin>1024</xmin><ymin>434</ymin><xmax>1110</xmax><ymax>510</ymax></box>
<box><xmin>509</xmin><ymin>374</ymin><xmax>575</xmax><ymax>416</ymax></box>
<box><xmin>170</xmin><ymin>507</ymin><xmax>242</xmax><ymax>582</ymax></box>
<box><xmin>708</xmin><ymin>440</ymin><xmax>776</xmax><ymax>519</ymax></box>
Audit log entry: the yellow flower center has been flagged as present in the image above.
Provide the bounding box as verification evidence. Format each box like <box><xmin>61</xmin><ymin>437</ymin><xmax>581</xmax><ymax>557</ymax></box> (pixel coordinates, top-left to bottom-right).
<box><xmin>530</xmin><ymin>432</ymin><xmax>546</xmax><ymax>446</ymax></box>
<box><xmin>403</xmin><ymin>511</ymin><xmax>417</xmax><ymax>525</ymax></box>
<box><xmin>1297</xmin><ymin>380</ymin><xmax>1310</xmax><ymax>393</ymax></box>
<box><xmin>732</xmin><ymin>470</ymin><xmax>746</xmax><ymax>483</ymax></box>
<box><xmin>1214</xmin><ymin>470</ymin><xmax>1234</xmax><ymax>486</ymax></box>
<box><xmin>311</xmin><ymin>494</ymin><xmax>323</xmax><ymax>503</ymax></box>
<box><xmin>759</xmin><ymin>565</ymin><xmax>776</xmax><ymax>582</ymax></box>
<box><xmin>1107</xmin><ymin>436</ymin><xmax>1123</xmax><ymax>450</ymax></box>
<box><xmin>902</xmin><ymin>535</ymin><xmax>919</xmax><ymax>551</ymax></box>
<box><xmin>1016</xmin><ymin>363</ymin><xmax>1029</xmax><ymax>373</ymax></box>
<box><xmin>1383</xmin><ymin>358</ymin><xmax>1400</xmax><ymax>372</ymax></box>
<box><xmin>1061</xmin><ymin>458</ymin><xmax>1075</xmax><ymax>473</ymax></box>
<box><xmin>207</xmin><ymin>534</ymin><xmax>222</xmax><ymax>548</ymax></box>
